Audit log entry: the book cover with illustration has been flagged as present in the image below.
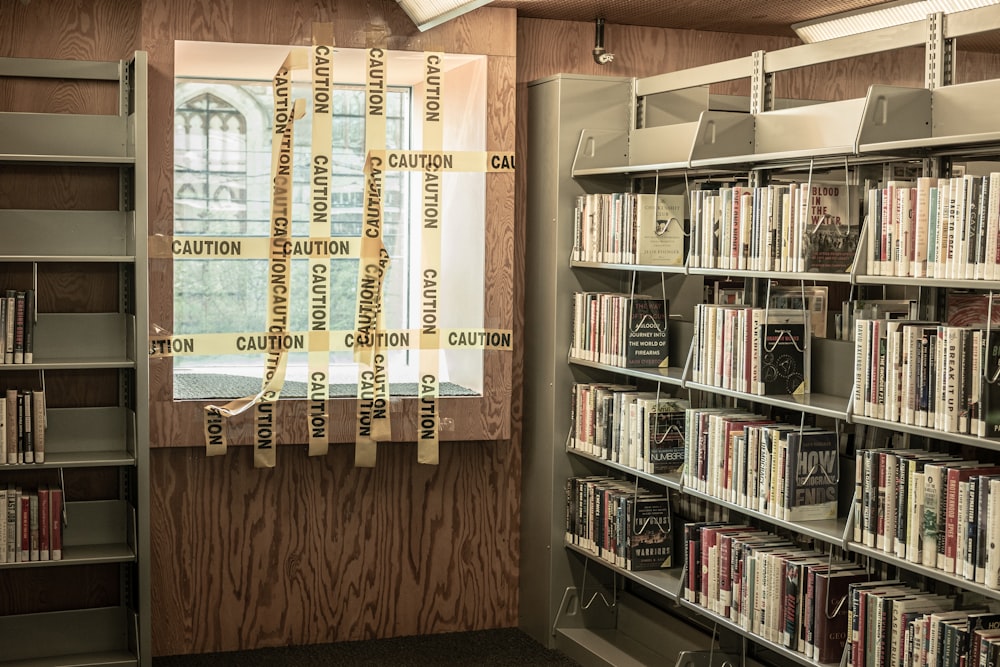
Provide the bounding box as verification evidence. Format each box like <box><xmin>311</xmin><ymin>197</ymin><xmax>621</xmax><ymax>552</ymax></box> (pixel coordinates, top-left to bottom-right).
<box><xmin>627</xmin><ymin>494</ymin><xmax>673</xmax><ymax>570</ymax></box>
<box><xmin>625</xmin><ymin>297</ymin><xmax>669</xmax><ymax>368</ymax></box>
<box><xmin>635</xmin><ymin>193</ymin><xmax>686</xmax><ymax>266</ymax></box>
<box><xmin>644</xmin><ymin>397</ymin><xmax>689</xmax><ymax>474</ymax></box>
<box><xmin>757</xmin><ymin>309</ymin><xmax>810</xmax><ymax>395</ymax></box>
<box><xmin>801</xmin><ymin>183</ymin><xmax>862</xmax><ymax>273</ymax></box>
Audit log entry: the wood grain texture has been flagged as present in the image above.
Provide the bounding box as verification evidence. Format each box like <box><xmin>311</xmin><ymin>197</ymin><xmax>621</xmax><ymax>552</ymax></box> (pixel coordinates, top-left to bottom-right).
<box><xmin>0</xmin><ymin>0</ymin><xmax>139</xmax><ymax>62</ymax></box>
<box><xmin>150</xmin><ymin>440</ymin><xmax>518</xmax><ymax>654</ymax></box>
<box><xmin>135</xmin><ymin>1</ymin><xmax>519</xmax><ymax>656</ymax></box>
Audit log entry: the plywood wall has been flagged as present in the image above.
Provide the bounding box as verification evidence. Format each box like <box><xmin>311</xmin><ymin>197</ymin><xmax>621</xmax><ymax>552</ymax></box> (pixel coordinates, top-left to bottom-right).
<box><xmin>139</xmin><ymin>0</ymin><xmax>519</xmax><ymax>656</ymax></box>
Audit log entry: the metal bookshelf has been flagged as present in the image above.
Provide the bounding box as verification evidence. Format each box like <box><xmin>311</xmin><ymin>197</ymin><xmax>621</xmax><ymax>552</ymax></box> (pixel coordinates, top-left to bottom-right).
<box><xmin>522</xmin><ymin>6</ymin><xmax>1000</xmax><ymax>667</ymax></box>
<box><xmin>0</xmin><ymin>53</ymin><xmax>149</xmax><ymax>667</ymax></box>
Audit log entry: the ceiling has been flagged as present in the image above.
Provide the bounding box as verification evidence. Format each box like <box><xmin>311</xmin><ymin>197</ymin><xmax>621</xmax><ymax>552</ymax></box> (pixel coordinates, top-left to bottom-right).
<box><xmin>487</xmin><ymin>0</ymin><xmax>896</xmax><ymax>38</ymax></box>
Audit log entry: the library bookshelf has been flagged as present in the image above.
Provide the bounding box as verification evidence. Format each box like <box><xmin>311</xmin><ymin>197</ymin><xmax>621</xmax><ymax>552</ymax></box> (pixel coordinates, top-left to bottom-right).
<box><xmin>522</xmin><ymin>7</ymin><xmax>1000</xmax><ymax>667</ymax></box>
<box><xmin>0</xmin><ymin>54</ymin><xmax>150</xmax><ymax>666</ymax></box>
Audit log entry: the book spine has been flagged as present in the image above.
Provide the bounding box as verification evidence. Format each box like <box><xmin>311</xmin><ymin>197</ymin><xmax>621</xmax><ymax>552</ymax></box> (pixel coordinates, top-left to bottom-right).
<box><xmin>965</xmin><ymin>476</ymin><xmax>980</xmax><ymax>581</ymax></box>
<box><xmin>5</xmin><ymin>389</ymin><xmax>15</xmax><ymax>465</ymax></box>
<box><xmin>986</xmin><ymin>479</ymin><xmax>1000</xmax><ymax>588</ymax></box>
<box><xmin>37</xmin><ymin>487</ymin><xmax>52</xmax><ymax>560</ymax></box>
<box><xmin>4</xmin><ymin>292</ymin><xmax>15</xmax><ymax>364</ymax></box>
<box><xmin>19</xmin><ymin>493</ymin><xmax>29</xmax><ymax>561</ymax></box>
<box><xmin>907</xmin><ymin>460</ymin><xmax>925</xmax><ymax>563</ymax></box>
<box><xmin>977</xmin><ymin>476</ymin><xmax>992</xmax><ymax>584</ymax></box>
<box><xmin>5</xmin><ymin>486</ymin><xmax>16</xmax><ymax>562</ymax></box>
<box><xmin>28</xmin><ymin>491</ymin><xmax>38</xmax><ymax>561</ymax></box>
<box><xmin>22</xmin><ymin>289</ymin><xmax>33</xmax><ymax>364</ymax></box>
<box><xmin>923</xmin><ymin>464</ymin><xmax>943</xmax><ymax>567</ymax></box>
<box><xmin>50</xmin><ymin>485</ymin><xmax>62</xmax><ymax>561</ymax></box>
<box><xmin>0</xmin><ymin>488</ymin><xmax>5</xmax><ymax>563</ymax></box>
<box><xmin>945</xmin><ymin>468</ymin><xmax>962</xmax><ymax>574</ymax></box>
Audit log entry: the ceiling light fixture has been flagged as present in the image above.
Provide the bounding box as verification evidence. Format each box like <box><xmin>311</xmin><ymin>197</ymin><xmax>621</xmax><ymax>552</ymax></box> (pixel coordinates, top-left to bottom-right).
<box><xmin>396</xmin><ymin>0</ymin><xmax>493</xmax><ymax>31</ymax></box>
<box><xmin>792</xmin><ymin>0</ymin><xmax>1000</xmax><ymax>43</ymax></box>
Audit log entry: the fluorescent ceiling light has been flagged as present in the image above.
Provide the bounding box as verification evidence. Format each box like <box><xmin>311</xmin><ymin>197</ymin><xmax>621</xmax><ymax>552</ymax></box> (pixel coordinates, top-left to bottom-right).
<box><xmin>792</xmin><ymin>0</ymin><xmax>1000</xmax><ymax>43</ymax></box>
<box><xmin>396</xmin><ymin>0</ymin><xmax>493</xmax><ymax>31</ymax></box>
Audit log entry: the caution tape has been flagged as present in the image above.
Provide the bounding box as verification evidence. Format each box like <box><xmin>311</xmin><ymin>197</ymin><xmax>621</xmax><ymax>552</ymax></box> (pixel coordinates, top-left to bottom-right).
<box><xmin>417</xmin><ymin>51</ymin><xmax>444</xmax><ymax>466</ymax></box>
<box><xmin>307</xmin><ymin>23</ymin><xmax>334</xmax><ymax>456</ymax></box>
<box><xmin>151</xmin><ymin>328</ymin><xmax>512</xmax><ymax>358</ymax></box>
<box><xmin>150</xmin><ymin>236</ymin><xmax>360</xmax><ymax>259</ymax></box>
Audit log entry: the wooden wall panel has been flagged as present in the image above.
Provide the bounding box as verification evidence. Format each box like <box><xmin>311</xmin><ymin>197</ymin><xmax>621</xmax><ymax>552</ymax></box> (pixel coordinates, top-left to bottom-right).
<box><xmin>150</xmin><ymin>440</ymin><xmax>519</xmax><ymax>654</ymax></box>
<box><xmin>138</xmin><ymin>0</ymin><xmax>520</xmax><ymax>656</ymax></box>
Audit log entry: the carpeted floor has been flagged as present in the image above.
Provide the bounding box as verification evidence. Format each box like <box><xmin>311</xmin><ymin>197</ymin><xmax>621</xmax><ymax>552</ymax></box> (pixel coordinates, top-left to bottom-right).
<box><xmin>152</xmin><ymin>628</ymin><xmax>581</xmax><ymax>666</ymax></box>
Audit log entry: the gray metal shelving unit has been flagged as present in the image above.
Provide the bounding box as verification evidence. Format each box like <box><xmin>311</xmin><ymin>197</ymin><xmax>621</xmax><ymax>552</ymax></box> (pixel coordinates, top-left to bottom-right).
<box><xmin>522</xmin><ymin>6</ymin><xmax>1000</xmax><ymax>667</ymax></box>
<box><xmin>0</xmin><ymin>53</ymin><xmax>149</xmax><ymax>667</ymax></box>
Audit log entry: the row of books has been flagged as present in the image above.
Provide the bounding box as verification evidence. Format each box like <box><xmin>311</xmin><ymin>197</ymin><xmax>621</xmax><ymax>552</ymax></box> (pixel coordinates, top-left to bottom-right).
<box><xmin>688</xmin><ymin>182</ymin><xmax>861</xmax><ymax>274</ymax></box>
<box><xmin>570</xmin><ymin>292</ymin><xmax>670</xmax><ymax>368</ymax></box>
<box><xmin>691</xmin><ymin>303</ymin><xmax>811</xmax><ymax>395</ymax></box>
<box><xmin>851</xmin><ymin>319</ymin><xmax>1000</xmax><ymax>438</ymax></box>
<box><xmin>682</xmin><ymin>408</ymin><xmax>841</xmax><ymax>522</ymax></box>
<box><xmin>1</xmin><ymin>289</ymin><xmax>35</xmax><ymax>365</ymax></box>
<box><xmin>578</xmin><ymin>174</ymin><xmax>1000</xmax><ymax>282</ymax></box>
<box><xmin>2</xmin><ymin>388</ymin><xmax>45</xmax><ymax>464</ymax></box>
<box><xmin>683</xmin><ymin>521</ymin><xmax>859</xmax><ymax>662</ymax></box>
<box><xmin>1</xmin><ymin>484</ymin><xmax>63</xmax><ymax>563</ymax></box>
<box><xmin>854</xmin><ymin>446</ymin><xmax>1000</xmax><ymax>587</ymax></box>
<box><xmin>569</xmin><ymin>382</ymin><xmax>688</xmax><ymax>474</ymax></box>
<box><xmin>845</xmin><ymin>582</ymin><xmax>1000</xmax><ymax>667</ymax></box>
<box><xmin>565</xmin><ymin>475</ymin><xmax>673</xmax><ymax>571</ymax></box>
<box><xmin>865</xmin><ymin>174</ymin><xmax>1000</xmax><ymax>280</ymax></box>
<box><xmin>684</xmin><ymin>520</ymin><xmax>1000</xmax><ymax>667</ymax></box>
<box><xmin>571</xmin><ymin>192</ymin><xmax>686</xmax><ymax>266</ymax></box>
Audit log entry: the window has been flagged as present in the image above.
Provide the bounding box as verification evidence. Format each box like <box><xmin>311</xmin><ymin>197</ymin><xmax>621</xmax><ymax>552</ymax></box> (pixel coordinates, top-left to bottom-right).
<box><xmin>172</xmin><ymin>42</ymin><xmax>488</xmax><ymax>400</ymax></box>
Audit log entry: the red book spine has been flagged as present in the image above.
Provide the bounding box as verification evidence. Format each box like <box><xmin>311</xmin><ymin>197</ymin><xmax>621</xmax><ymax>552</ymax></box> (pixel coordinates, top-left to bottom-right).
<box><xmin>19</xmin><ymin>494</ymin><xmax>29</xmax><ymax>561</ymax></box>
<box><xmin>49</xmin><ymin>487</ymin><xmax>62</xmax><ymax>560</ymax></box>
<box><xmin>37</xmin><ymin>487</ymin><xmax>49</xmax><ymax>561</ymax></box>
<box><xmin>720</xmin><ymin>533</ymin><xmax>733</xmax><ymax>615</ymax></box>
<box><xmin>701</xmin><ymin>527</ymin><xmax>716</xmax><ymax>605</ymax></box>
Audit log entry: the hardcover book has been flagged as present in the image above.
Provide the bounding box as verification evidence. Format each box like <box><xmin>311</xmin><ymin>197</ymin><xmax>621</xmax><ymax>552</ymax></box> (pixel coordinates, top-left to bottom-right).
<box><xmin>784</xmin><ymin>430</ymin><xmax>840</xmax><ymax>521</ymax></box>
<box><xmin>627</xmin><ymin>495</ymin><xmax>673</xmax><ymax>571</ymax></box>
<box><xmin>625</xmin><ymin>297</ymin><xmax>669</xmax><ymax>368</ymax></box>
<box><xmin>814</xmin><ymin>568</ymin><xmax>868</xmax><ymax>662</ymax></box>
<box><xmin>801</xmin><ymin>182</ymin><xmax>862</xmax><ymax>273</ymax></box>
<box><xmin>634</xmin><ymin>193</ymin><xmax>686</xmax><ymax>266</ymax></box>
<box><xmin>757</xmin><ymin>309</ymin><xmax>810</xmax><ymax>395</ymax></box>
<box><xmin>643</xmin><ymin>397</ymin><xmax>689</xmax><ymax>474</ymax></box>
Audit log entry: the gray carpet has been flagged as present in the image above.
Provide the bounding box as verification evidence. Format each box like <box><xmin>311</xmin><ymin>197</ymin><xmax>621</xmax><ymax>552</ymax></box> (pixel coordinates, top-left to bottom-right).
<box><xmin>153</xmin><ymin>628</ymin><xmax>581</xmax><ymax>666</ymax></box>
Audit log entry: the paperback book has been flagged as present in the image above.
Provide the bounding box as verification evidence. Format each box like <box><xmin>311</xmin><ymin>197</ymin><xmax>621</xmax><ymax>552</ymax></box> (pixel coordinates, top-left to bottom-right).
<box><xmin>635</xmin><ymin>193</ymin><xmax>686</xmax><ymax>266</ymax></box>
<box><xmin>625</xmin><ymin>297</ymin><xmax>670</xmax><ymax>368</ymax></box>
